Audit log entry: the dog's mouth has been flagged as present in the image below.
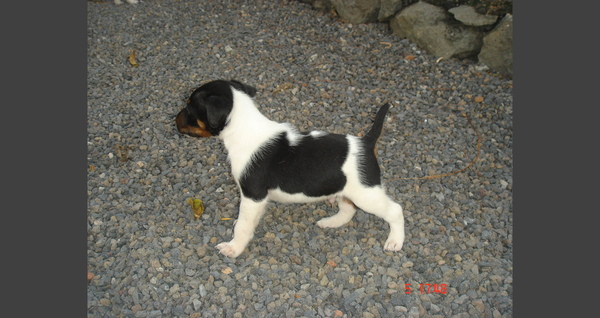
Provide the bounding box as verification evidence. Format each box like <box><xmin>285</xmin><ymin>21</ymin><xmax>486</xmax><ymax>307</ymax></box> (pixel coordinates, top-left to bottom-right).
<box><xmin>176</xmin><ymin>109</ymin><xmax>213</xmax><ymax>138</ymax></box>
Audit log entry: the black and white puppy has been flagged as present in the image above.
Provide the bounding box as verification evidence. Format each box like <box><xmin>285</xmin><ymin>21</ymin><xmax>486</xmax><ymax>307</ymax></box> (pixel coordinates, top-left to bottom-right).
<box><xmin>176</xmin><ymin>80</ymin><xmax>405</xmax><ymax>258</ymax></box>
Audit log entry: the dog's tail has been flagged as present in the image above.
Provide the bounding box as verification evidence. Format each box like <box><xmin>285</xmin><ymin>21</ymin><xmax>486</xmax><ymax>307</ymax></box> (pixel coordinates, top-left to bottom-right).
<box><xmin>362</xmin><ymin>103</ymin><xmax>391</xmax><ymax>149</ymax></box>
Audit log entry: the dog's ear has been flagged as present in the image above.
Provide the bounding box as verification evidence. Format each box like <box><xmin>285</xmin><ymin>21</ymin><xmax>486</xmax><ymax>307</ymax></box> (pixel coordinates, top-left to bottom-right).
<box><xmin>230</xmin><ymin>80</ymin><xmax>257</xmax><ymax>97</ymax></box>
<box><xmin>205</xmin><ymin>95</ymin><xmax>232</xmax><ymax>129</ymax></box>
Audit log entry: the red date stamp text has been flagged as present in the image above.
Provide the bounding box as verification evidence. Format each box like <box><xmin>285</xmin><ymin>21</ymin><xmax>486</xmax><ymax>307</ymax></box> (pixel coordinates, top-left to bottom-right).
<box><xmin>405</xmin><ymin>283</ymin><xmax>447</xmax><ymax>294</ymax></box>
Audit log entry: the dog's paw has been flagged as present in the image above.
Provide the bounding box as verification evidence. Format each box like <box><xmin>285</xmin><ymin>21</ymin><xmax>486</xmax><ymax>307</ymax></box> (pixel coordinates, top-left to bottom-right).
<box><xmin>215</xmin><ymin>241</ymin><xmax>244</xmax><ymax>258</ymax></box>
<box><xmin>384</xmin><ymin>234</ymin><xmax>405</xmax><ymax>252</ymax></box>
<box><xmin>316</xmin><ymin>216</ymin><xmax>346</xmax><ymax>229</ymax></box>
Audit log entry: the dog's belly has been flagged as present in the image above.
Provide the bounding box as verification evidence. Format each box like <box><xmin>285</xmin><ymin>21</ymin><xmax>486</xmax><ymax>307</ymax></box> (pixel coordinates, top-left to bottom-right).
<box><xmin>267</xmin><ymin>188</ymin><xmax>337</xmax><ymax>204</ymax></box>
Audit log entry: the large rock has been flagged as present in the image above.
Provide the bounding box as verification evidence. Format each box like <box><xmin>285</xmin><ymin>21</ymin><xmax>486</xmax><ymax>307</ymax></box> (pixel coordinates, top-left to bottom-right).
<box><xmin>330</xmin><ymin>0</ymin><xmax>381</xmax><ymax>24</ymax></box>
<box><xmin>478</xmin><ymin>14</ymin><xmax>512</xmax><ymax>76</ymax></box>
<box><xmin>378</xmin><ymin>0</ymin><xmax>403</xmax><ymax>22</ymax></box>
<box><xmin>390</xmin><ymin>1</ymin><xmax>483</xmax><ymax>59</ymax></box>
<box><xmin>448</xmin><ymin>5</ymin><xmax>498</xmax><ymax>27</ymax></box>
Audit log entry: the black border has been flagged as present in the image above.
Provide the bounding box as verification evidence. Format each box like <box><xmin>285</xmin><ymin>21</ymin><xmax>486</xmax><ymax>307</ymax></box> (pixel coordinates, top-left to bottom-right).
<box><xmin>516</xmin><ymin>0</ymin><xmax>597</xmax><ymax>316</ymax></box>
<box><xmin>6</xmin><ymin>0</ymin><xmax>595</xmax><ymax>315</ymax></box>
<box><xmin>4</xmin><ymin>0</ymin><xmax>86</xmax><ymax>316</ymax></box>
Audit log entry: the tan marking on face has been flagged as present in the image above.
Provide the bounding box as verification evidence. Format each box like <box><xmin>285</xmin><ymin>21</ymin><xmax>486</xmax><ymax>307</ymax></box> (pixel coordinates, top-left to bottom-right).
<box><xmin>194</xmin><ymin>119</ymin><xmax>212</xmax><ymax>137</ymax></box>
<box><xmin>175</xmin><ymin>110</ymin><xmax>213</xmax><ymax>137</ymax></box>
<box><xmin>181</xmin><ymin>126</ymin><xmax>212</xmax><ymax>137</ymax></box>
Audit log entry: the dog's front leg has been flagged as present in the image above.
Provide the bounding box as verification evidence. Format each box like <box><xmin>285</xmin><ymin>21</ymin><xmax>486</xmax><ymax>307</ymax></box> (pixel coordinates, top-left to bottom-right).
<box><xmin>216</xmin><ymin>196</ymin><xmax>268</xmax><ymax>258</ymax></box>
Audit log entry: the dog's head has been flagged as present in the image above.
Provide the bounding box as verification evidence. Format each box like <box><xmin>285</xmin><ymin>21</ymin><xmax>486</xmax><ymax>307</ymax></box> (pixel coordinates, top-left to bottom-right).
<box><xmin>176</xmin><ymin>80</ymin><xmax>256</xmax><ymax>137</ymax></box>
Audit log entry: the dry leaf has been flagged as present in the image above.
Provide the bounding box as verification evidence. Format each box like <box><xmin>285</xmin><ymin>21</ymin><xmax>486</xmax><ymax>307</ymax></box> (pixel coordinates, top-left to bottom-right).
<box><xmin>221</xmin><ymin>267</ymin><xmax>233</xmax><ymax>274</ymax></box>
<box><xmin>115</xmin><ymin>144</ymin><xmax>130</xmax><ymax>162</ymax></box>
<box><xmin>187</xmin><ymin>198</ymin><xmax>204</xmax><ymax>219</ymax></box>
<box><xmin>272</xmin><ymin>82</ymin><xmax>293</xmax><ymax>95</ymax></box>
<box><xmin>405</xmin><ymin>55</ymin><xmax>415</xmax><ymax>61</ymax></box>
<box><xmin>129</xmin><ymin>50</ymin><xmax>139</xmax><ymax>67</ymax></box>
<box><xmin>329</xmin><ymin>8</ymin><xmax>337</xmax><ymax>18</ymax></box>
<box><xmin>220</xmin><ymin>217</ymin><xmax>232</xmax><ymax>221</ymax></box>
<box><xmin>379</xmin><ymin>41</ymin><xmax>392</xmax><ymax>48</ymax></box>
<box><xmin>89</xmin><ymin>165</ymin><xmax>95</xmax><ymax>172</ymax></box>
<box><xmin>334</xmin><ymin>310</ymin><xmax>343</xmax><ymax>318</ymax></box>
<box><xmin>327</xmin><ymin>260</ymin><xmax>337</xmax><ymax>267</ymax></box>
<box><xmin>295</xmin><ymin>294</ymin><xmax>300</xmax><ymax>298</ymax></box>
<box><xmin>474</xmin><ymin>96</ymin><xmax>484</xmax><ymax>103</ymax></box>
<box><xmin>366</xmin><ymin>68</ymin><xmax>379</xmax><ymax>77</ymax></box>
<box><xmin>88</xmin><ymin>272</ymin><xmax>94</xmax><ymax>281</ymax></box>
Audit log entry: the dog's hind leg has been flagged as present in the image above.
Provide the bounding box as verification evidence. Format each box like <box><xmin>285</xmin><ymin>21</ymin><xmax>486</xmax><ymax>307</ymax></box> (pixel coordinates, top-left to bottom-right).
<box><xmin>317</xmin><ymin>196</ymin><xmax>357</xmax><ymax>229</ymax></box>
<box><xmin>216</xmin><ymin>196</ymin><xmax>268</xmax><ymax>258</ymax></box>
<box><xmin>347</xmin><ymin>187</ymin><xmax>405</xmax><ymax>251</ymax></box>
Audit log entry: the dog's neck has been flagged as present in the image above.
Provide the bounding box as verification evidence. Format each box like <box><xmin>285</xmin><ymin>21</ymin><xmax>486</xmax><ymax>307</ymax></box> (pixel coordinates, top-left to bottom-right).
<box><xmin>219</xmin><ymin>89</ymin><xmax>290</xmax><ymax>180</ymax></box>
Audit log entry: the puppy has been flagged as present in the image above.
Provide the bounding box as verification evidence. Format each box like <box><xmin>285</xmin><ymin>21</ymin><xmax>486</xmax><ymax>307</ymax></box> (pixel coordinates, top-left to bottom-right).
<box><xmin>176</xmin><ymin>80</ymin><xmax>404</xmax><ymax>258</ymax></box>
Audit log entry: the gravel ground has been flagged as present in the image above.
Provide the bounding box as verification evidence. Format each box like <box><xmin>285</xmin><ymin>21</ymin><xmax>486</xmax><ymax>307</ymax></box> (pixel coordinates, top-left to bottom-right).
<box><xmin>87</xmin><ymin>1</ymin><xmax>513</xmax><ymax>317</ymax></box>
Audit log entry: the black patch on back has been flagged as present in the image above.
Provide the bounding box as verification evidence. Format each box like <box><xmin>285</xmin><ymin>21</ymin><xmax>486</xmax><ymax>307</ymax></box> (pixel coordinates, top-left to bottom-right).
<box><xmin>358</xmin><ymin>142</ymin><xmax>381</xmax><ymax>187</ymax></box>
<box><xmin>239</xmin><ymin>132</ymin><xmax>349</xmax><ymax>201</ymax></box>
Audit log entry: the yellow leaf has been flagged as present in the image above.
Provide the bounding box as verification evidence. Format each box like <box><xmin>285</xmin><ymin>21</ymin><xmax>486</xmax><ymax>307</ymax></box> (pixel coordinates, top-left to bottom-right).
<box><xmin>129</xmin><ymin>50</ymin><xmax>138</xmax><ymax>67</ymax></box>
<box><xmin>193</xmin><ymin>200</ymin><xmax>202</xmax><ymax>210</ymax></box>
<box><xmin>187</xmin><ymin>198</ymin><xmax>204</xmax><ymax>219</ymax></box>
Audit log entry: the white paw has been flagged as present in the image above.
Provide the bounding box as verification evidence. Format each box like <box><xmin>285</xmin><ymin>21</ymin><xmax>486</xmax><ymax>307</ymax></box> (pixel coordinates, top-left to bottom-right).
<box><xmin>317</xmin><ymin>216</ymin><xmax>345</xmax><ymax>229</ymax></box>
<box><xmin>384</xmin><ymin>234</ymin><xmax>405</xmax><ymax>252</ymax></box>
<box><xmin>215</xmin><ymin>241</ymin><xmax>244</xmax><ymax>258</ymax></box>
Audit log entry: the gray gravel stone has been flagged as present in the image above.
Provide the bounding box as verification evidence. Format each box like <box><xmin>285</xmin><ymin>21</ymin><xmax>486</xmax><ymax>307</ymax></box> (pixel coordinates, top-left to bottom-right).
<box><xmin>408</xmin><ymin>306</ymin><xmax>420</xmax><ymax>318</ymax></box>
<box><xmin>87</xmin><ymin>0</ymin><xmax>512</xmax><ymax>317</ymax></box>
